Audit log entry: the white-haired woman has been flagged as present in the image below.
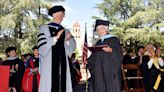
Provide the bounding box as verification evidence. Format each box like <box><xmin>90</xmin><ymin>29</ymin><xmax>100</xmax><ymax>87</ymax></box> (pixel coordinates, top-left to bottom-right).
<box><xmin>87</xmin><ymin>19</ymin><xmax>123</xmax><ymax>92</ymax></box>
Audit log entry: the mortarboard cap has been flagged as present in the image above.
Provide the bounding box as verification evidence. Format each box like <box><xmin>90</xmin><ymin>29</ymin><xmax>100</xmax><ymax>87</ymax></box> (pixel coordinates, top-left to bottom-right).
<box><xmin>94</xmin><ymin>19</ymin><xmax>109</xmax><ymax>31</ymax></box>
<box><xmin>48</xmin><ymin>5</ymin><xmax>65</xmax><ymax>16</ymax></box>
<box><xmin>5</xmin><ymin>47</ymin><xmax>16</xmax><ymax>53</ymax></box>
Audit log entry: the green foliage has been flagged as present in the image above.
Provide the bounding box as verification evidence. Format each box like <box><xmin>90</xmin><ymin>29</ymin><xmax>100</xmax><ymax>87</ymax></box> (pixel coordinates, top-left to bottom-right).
<box><xmin>94</xmin><ymin>0</ymin><xmax>164</xmax><ymax>49</ymax></box>
<box><xmin>74</xmin><ymin>49</ymin><xmax>80</xmax><ymax>59</ymax></box>
<box><xmin>0</xmin><ymin>0</ymin><xmax>63</xmax><ymax>54</ymax></box>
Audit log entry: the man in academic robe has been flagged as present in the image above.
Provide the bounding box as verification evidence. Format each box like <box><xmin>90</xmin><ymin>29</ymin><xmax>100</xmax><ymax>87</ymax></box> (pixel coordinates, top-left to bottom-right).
<box><xmin>2</xmin><ymin>46</ymin><xmax>25</xmax><ymax>92</ymax></box>
<box><xmin>38</xmin><ymin>5</ymin><xmax>76</xmax><ymax>92</ymax></box>
<box><xmin>87</xmin><ymin>19</ymin><xmax>123</xmax><ymax>92</ymax></box>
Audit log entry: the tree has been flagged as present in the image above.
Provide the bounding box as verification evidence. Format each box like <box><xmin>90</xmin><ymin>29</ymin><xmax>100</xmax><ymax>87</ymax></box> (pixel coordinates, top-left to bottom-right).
<box><xmin>94</xmin><ymin>0</ymin><xmax>164</xmax><ymax>49</ymax></box>
<box><xmin>0</xmin><ymin>0</ymin><xmax>64</xmax><ymax>54</ymax></box>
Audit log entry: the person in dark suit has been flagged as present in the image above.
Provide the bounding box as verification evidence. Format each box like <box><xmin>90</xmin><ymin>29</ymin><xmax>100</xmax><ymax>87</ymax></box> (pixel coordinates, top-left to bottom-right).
<box><xmin>122</xmin><ymin>49</ymin><xmax>138</xmax><ymax>88</ymax></box>
<box><xmin>122</xmin><ymin>49</ymin><xmax>138</xmax><ymax>64</ymax></box>
<box><xmin>69</xmin><ymin>53</ymin><xmax>81</xmax><ymax>89</ymax></box>
<box><xmin>136</xmin><ymin>46</ymin><xmax>145</xmax><ymax>65</ymax></box>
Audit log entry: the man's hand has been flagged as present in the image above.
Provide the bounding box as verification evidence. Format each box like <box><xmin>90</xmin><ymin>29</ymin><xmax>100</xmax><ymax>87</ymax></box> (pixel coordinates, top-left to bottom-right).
<box><xmin>56</xmin><ymin>29</ymin><xmax>64</xmax><ymax>39</ymax></box>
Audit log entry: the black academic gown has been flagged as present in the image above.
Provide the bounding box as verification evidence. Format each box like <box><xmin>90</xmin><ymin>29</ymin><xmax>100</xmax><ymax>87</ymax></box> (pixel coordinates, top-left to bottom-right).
<box><xmin>159</xmin><ymin>66</ymin><xmax>164</xmax><ymax>92</ymax></box>
<box><xmin>87</xmin><ymin>37</ymin><xmax>123</xmax><ymax>92</ymax></box>
<box><xmin>2</xmin><ymin>57</ymin><xmax>25</xmax><ymax>91</ymax></box>
<box><xmin>141</xmin><ymin>55</ymin><xmax>151</xmax><ymax>92</ymax></box>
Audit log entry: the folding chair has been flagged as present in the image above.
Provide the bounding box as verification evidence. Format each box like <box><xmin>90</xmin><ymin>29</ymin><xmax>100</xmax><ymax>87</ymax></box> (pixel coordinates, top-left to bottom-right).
<box><xmin>121</xmin><ymin>64</ymin><xmax>145</xmax><ymax>92</ymax></box>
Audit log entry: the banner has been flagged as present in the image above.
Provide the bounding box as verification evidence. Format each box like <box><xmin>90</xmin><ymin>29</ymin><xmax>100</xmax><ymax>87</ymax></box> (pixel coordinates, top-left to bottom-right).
<box><xmin>0</xmin><ymin>65</ymin><xmax>10</xmax><ymax>92</ymax></box>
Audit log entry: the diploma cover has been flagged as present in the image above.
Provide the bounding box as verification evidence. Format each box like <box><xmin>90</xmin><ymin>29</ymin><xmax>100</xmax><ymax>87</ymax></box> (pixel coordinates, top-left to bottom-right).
<box><xmin>88</xmin><ymin>45</ymin><xmax>108</xmax><ymax>52</ymax></box>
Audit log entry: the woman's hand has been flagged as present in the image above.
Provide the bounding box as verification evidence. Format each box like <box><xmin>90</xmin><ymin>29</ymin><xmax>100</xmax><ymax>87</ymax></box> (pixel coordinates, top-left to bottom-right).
<box><xmin>102</xmin><ymin>46</ymin><xmax>112</xmax><ymax>53</ymax></box>
<box><xmin>15</xmin><ymin>64</ymin><xmax>19</xmax><ymax>71</ymax></box>
<box><xmin>31</xmin><ymin>68</ymin><xmax>39</xmax><ymax>74</ymax></box>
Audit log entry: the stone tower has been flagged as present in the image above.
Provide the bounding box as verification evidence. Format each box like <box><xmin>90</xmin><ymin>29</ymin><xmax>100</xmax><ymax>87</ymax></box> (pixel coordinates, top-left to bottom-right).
<box><xmin>71</xmin><ymin>22</ymin><xmax>82</xmax><ymax>57</ymax></box>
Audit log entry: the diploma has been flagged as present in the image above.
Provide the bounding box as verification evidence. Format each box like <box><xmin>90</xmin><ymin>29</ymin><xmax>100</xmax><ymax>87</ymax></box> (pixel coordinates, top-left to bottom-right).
<box><xmin>88</xmin><ymin>45</ymin><xmax>108</xmax><ymax>52</ymax></box>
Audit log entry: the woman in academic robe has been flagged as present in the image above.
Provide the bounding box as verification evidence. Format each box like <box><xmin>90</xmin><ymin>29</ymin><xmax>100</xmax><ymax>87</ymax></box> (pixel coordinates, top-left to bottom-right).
<box><xmin>141</xmin><ymin>44</ymin><xmax>164</xmax><ymax>92</ymax></box>
<box><xmin>87</xmin><ymin>19</ymin><xmax>123</xmax><ymax>92</ymax></box>
<box><xmin>37</xmin><ymin>5</ymin><xmax>76</xmax><ymax>92</ymax></box>
<box><xmin>22</xmin><ymin>46</ymin><xmax>40</xmax><ymax>92</ymax></box>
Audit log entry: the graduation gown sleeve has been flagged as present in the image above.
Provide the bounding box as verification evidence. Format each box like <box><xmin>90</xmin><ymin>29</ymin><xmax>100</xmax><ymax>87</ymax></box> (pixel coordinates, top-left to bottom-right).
<box><xmin>37</xmin><ymin>25</ymin><xmax>57</xmax><ymax>58</ymax></box>
<box><xmin>65</xmin><ymin>29</ymin><xmax>76</xmax><ymax>57</ymax></box>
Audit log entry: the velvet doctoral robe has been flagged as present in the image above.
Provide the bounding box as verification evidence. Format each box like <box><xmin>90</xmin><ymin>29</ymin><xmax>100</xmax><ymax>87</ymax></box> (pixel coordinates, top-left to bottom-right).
<box><xmin>38</xmin><ymin>23</ymin><xmax>76</xmax><ymax>92</ymax></box>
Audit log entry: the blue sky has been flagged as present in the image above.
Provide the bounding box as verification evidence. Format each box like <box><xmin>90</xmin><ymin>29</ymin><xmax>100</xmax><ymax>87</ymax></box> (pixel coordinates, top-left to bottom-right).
<box><xmin>53</xmin><ymin>0</ymin><xmax>103</xmax><ymax>32</ymax></box>
<box><xmin>52</xmin><ymin>0</ymin><xmax>104</xmax><ymax>46</ymax></box>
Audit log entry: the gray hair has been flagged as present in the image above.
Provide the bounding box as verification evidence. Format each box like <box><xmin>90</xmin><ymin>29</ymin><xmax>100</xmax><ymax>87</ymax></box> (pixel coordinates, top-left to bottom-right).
<box><xmin>96</xmin><ymin>25</ymin><xmax>108</xmax><ymax>32</ymax></box>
